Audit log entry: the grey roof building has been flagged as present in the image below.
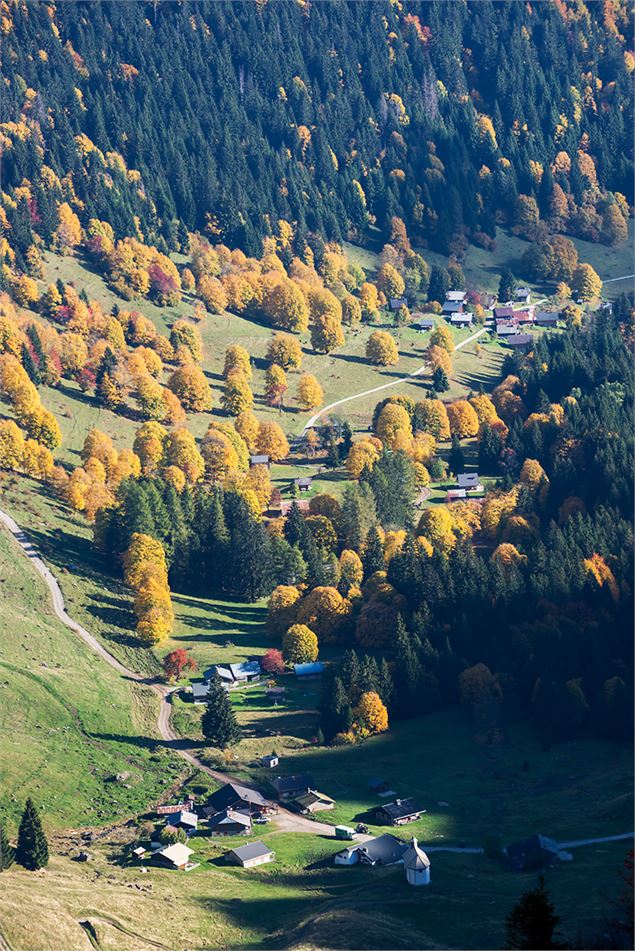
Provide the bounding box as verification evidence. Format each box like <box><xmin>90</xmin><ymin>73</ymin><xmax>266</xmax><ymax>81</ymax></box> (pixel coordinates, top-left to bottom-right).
<box><xmin>226</xmin><ymin>841</ymin><xmax>275</xmax><ymax>868</ymax></box>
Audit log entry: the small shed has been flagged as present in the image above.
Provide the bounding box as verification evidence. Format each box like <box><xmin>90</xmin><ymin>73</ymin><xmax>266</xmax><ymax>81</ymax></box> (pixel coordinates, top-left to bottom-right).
<box><xmin>294</xmin><ymin>662</ymin><xmax>325</xmax><ymax>677</ymax></box>
<box><xmin>515</xmin><ymin>287</ymin><xmax>531</xmax><ymax>303</ymax></box>
<box><xmin>260</xmin><ymin>754</ymin><xmax>279</xmax><ymax>769</ymax></box>
<box><xmin>132</xmin><ymin>846</ymin><xmax>147</xmax><ymax>859</ymax></box>
<box><xmin>250</xmin><ymin>454</ymin><xmax>271</xmax><ymax>468</ymax></box>
<box><xmin>192</xmin><ymin>681</ymin><xmax>210</xmax><ymax>704</ymax></box>
<box><xmin>295</xmin><ymin>476</ymin><xmax>313</xmax><ymax>493</ymax></box>
<box><xmin>290</xmin><ymin>790</ymin><xmax>335</xmax><ymax>814</ymax></box>
<box><xmin>153</xmin><ymin>843</ymin><xmax>194</xmax><ymax>870</ymax></box>
<box><xmin>403</xmin><ymin>836</ymin><xmax>431</xmax><ymax>886</ymax></box>
<box><xmin>496</xmin><ymin>321</ymin><xmax>518</xmax><ymax>337</ymax></box>
<box><xmin>226</xmin><ymin>841</ymin><xmax>275</xmax><ymax>869</ymax></box>
<box><xmin>413</xmin><ymin>316</ymin><xmax>434</xmax><ymax>332</ymax></box>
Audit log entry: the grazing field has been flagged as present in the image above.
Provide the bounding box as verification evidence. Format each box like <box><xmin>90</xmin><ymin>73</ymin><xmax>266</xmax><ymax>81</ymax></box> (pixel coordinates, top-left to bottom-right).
<box><xmin>0</xmin><ymin>522</ymin><xmax>181</xmax><ymax>830</ymax></box>
<box><xmin>0</xmin><ymin>829</ymin><xmax>627</xmax><ymax>951</ymax></box>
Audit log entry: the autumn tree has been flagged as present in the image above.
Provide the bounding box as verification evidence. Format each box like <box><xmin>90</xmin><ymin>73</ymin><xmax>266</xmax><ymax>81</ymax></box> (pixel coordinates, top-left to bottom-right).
<box><xmin>261</xmin><ymin>648</ymin><xmax>285</xmax><ymax>674</ymax></box>
<box><xmin>256</xmin><ymin>421</ymin><xmax>289</xmax><ymax>461</ymax></box>
<box><xmin>601</xmin><ymin>204</ymin><xmax>628</xmax><ymax>246</ymax></box>
<box><xmin>296</xmin><ymin>373</ymin><xmax>323</xmax><ymax>410</ymax></box>
<box><xmin>572</xmin><ymin>263</ymin><xmax>602</xmax><ymax>301</ymax></box>
<box><xmin>353</xmin><ymin>691</ymin><xmax>388</xmax><ymax>736</ymax></box>
<box><xmin>267</xmin><ymin>584</ymin><xmax>301</xmax><ymax>635</ymax></box>
<box><xmin>447</xmin><ymin>400</ymin><xmax>479</xmax><ymax>438</ymax></box>
<box><xmin>222</xmin><ymin>369</ymin><xmax>254</xmax><ymax>416</ymax></box>
<box><xmin>224</xmin><ymin>344</ymin><xmax>252</xmax><ymax>379</ymax></box>
<box><xmin>265</xmin><ymin>363</ymin><xmax>288</xmax><ymax>408</ymax></box>
<box><xmin>266</xmin><ymin>333</ymin><xmax>302</xmax><ymax>370</ymax></box>
<box><xmin>167</xmin><ymin>364</ymin><xmax>212</xmax><ymax>412</ymax></box>
<box><xmin>311</xmin><ymin>313</ymin><xmax>345</xmax><ymax>353</ymax></box>
<box><xmin>282</xmin><ymin>623</ymin><xmax>319</xmax><ymax>664</ymax></box>
<box><xmin>163</xmin><ymin>649</ymin><xmax>197</xmax><ymax>682</ymax></box>
<box><xmin>366</xmin><ymin>330</ymin><xmax>399</xmax><ymax>366</ymax></box>
<box><xmin>429</xmin><ymin>323</ymin><xmax>454</xmax><ymax>352</ymax></box>
<box><xmin>376</xmin><ymin>262</ymin><xmax>405</xmax><ymax>300</ymax></box>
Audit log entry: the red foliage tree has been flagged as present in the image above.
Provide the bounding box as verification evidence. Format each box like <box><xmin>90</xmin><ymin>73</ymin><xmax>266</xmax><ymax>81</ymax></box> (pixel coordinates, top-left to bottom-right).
<box><xmin>261</xmin><ymin>648</ymin><xmax>285</xmax><ymax>675</ymax></box>
<box><xmin>163</xmin><ymin>649</ymin><xmax>197</xmax><ymax>682</ymax></box>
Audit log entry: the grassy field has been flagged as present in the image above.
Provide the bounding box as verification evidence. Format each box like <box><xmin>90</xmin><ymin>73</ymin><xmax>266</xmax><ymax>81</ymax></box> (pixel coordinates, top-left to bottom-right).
<box><xmin>0</xmin><ymin>828</ymin><xmax>628</xmax><ymax>950</ymax></box>
<box><xmin>0</xmin><ymin>521</ymin><xmax>183</xmax><ymax>830</ymax></box>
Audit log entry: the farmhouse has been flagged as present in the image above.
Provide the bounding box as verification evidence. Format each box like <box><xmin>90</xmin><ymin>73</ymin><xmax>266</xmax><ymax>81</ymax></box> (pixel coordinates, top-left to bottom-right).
<box><xmin>413</xmin><ymin>316</ymin><xmax>434</xmax><ymax>332</ymax></box>
<box><xmin>457</xmin><ymin>473</ymin><xmax>481</xmax><ymax>490</ymax></box>
<box><xmin>445</xmin><ymin>290</ymin><xmax>467</xmax><ymax>303</ymax></box>
<box><xmin>270</xmin><ymin>773</ymin><xmax>314</xmax><ymax>801</ymax></box>
<box><xmin>515</xmin><ymin>287</ymin><xmax>531</xmax><ymax>303</ymax></box>
<box><xmin>535</xmin><ymin>311</ymin><xmax>560</xmax><ymax>327</ymax></box>
<box><xmin>450</xmin><ymin>312</ymin><xmax>473</xmax><ymax>327</ymax></box>
<box><xmin>295</xmin><ymin>476</ymin><xmax>313</xmax><ymax>492</ymax></box>
<box><xmin>515</xmin><ymin>307</ymin><xmax>535</xmax><ymax>324</ymax></box>
<box><xmin>505</xmin><ymin>834</ymin><xmax>559</xmax><ymax>871</ymax></box>
<box><xmin>289</xmin><ymin>790</ymin><xmax>336</xmax><ymax>814</ymax></box>
<box><xmin>166</xmin><ymin>810</ymin><xmax>198</xmax><ymax>833</ymax></box>
<box><xmin>204</xmin><ymin>782</ymin><xmax>270</xmax><ymax>816</ymax></box>
<box><xmin>403</xmin><ymin>836</ymin><xmax>431</xmax><ymax>886</ymax></box>
<box><xmin>335</xmin><ymin>833</ymin><xmax>408</xmax><ymax>867</ymax></box>
<box><xmin>507</xmin><ymin>334</ymin><xmax>533</xmax><ymax>351</ymax></box>
<box><xmin>442</xmin><ymin>299</ymin><xmax>464</xmax><ymax>316</ymax></box>
<box><xmin>207</xmin><ymin>809</ymin><xmax>252</xmax><ymax>836</ymax></box>
<box><xmin>374</xmin><ymin>797</ymin><xmax>424</xmax><ymax>825</ymax></box>
<box><xmin>152</xmin><ymin>843</ymin><xmax>194</xmax><ymax>870</ymax></box>
<box><xmin>191</xmin><ymin>681</ymin><xmax>211</xmax><ymax>703</ymax></box>
<box><xmin>203</xmin><ymin>661</ymin><xmax>261</xmax><ymax>688</ymax></box>
<box><xmin>226</xmin><ymin>841</ymin><xmax>275</xmax><ymax>868</ymax></box>
<box><xmin>493</xmin><ymin>306</ymin><xmax>515</xmax><ymax>320</ymax></box>
<box><xmin>496</xmin><ymin>321</ymin><xmax>518</xmax><ymax>337</ymax></box>
<box><xmin>249</xmin><ymin>454</ymin><xmax>271</xmax><ymax>468</ymax></box>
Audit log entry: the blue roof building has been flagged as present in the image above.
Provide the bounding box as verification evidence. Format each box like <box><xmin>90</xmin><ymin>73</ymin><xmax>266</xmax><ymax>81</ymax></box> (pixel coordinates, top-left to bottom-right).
<box><xmin>294</xmin><ymin>662</ymin><xmax>325</xmax><ymax>677</ymax></box>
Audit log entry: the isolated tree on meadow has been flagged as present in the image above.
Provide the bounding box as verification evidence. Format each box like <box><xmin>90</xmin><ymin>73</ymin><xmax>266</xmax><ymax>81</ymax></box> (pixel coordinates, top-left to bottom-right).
<box><xmin>504</xmin><ymin>875</ymin><xmax>566</xmax><ymax>949</ymax></box>
<box><xmin>16</xmin><ymin>799</ymin><xmax>49</xmax><ymax>870</ymax></box>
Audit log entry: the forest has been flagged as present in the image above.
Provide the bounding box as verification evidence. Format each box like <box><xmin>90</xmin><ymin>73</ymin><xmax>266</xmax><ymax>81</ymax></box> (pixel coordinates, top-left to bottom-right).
<box><xmin>2</xmin><ymin>0</ymin><xmax>634</xmax><ymax>261</ymax></box>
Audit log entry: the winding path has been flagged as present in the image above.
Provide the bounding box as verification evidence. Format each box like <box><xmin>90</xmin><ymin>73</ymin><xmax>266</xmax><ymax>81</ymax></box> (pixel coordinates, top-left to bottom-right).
<box><xmin>0</xmin><ymin>508</ymin><xmax>332</xmax><ymax>837</ymax></box>
<box><xmin>301</xmin><ymin>327</ymin><xmax>487</xmax><ymax>433</ymax></box>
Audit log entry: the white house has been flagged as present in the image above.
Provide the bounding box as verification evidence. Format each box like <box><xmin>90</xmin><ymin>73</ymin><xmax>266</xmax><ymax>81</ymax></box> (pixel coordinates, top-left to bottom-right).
<box><xmin>153</xmin><ymin>843</ymin><xmax>194</xmax><ymax>870</ymax></box>
<box><xmin>445</xmin><ymin>290</ymin><xmax>467</xmax><ymax>303</ymax></box>
<box><xmin>403</xmin><ymin>837</ymin><xmax>431</xmax><ymax>886</ymax></box>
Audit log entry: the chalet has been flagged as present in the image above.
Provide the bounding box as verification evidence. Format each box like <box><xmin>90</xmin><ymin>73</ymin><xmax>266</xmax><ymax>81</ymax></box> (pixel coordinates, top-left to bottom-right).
<box><xmin>203</xmin><ymin>661</ymin><xmax>261</xmax><ymax>688</ymax></box>
<box><xmin>295</xmin><ymin>476</ymin><xmax>312</xmax><ymax>493</ymax></box>
<box><xmin>270</xmin><ymin>773</ymin><xmax>314</xmax><ymax>801</ymax></box>
<box><xmin>496</xmin><ymin>321</ymin><xmax>518</xmax><ymax>337</ymax></box>
<box><xmin>505</xmin><ymin>834</ymin><xmax>559</xmax><ymax>872</ymax></box>
<box><xmin>450</xmin><ymin>312</ymin><xmax>473</xmax><ymax>327</ymax></box>
<box><xmin>368</xmin><ymin>778</ymin><xmax>389</xmax><ymax>794</ymax></box>
<box><xmin>389</xmin><ymin>296</ymin><xmax>408</xmax><ymax>311</ymax></box>
<box><xmin>535</xmin><ymin>311</ymin><xmax>560</xmax><ymax>327</ymax></box>
<box><xmin>153</xmin><ymin>843</ymin><xmax>194</xmax><ymax>870</ymax></box>
<box><xmin>403</xmin><ymin>836</ymin><xmax>431</xmax><ymax>886</ymax></box>
<box><xmin>515</xmin><ymin>287</ymin><xmax>531</xmax><ymax>304</ymax></box>
<box><xmin>260</xmin><ymin>754</ymin><xmax>279</xmax><ymax>769</ymax></box>
<box><xmin>132</xmin><ymin>846</ymin><xmax>147</xmax><ymax>859</ymax></box>
<box><xmin>294</xmin><ymin>661</ymin><xmax>325</xmax><ymax>677</ymax></box>
<box><xmin>249</xmin><ymin>454</ymin><xmax>271</xmax><ymax>468</ymax></box>
<box><xmin>374</xmin><ymin>797</ymin><xmax>424</xmax><ymax>826</ymax></box>
<box><xmin>515</xmin><ymin>307</ymin><xmax>535</xmax><ymax>324</ymax></box>
<box><xmin>493</xmin><ymin>306</ymin><xmax>514</xmax><ymax>320</ymax></box>
<box><xmin>445</xmin><ymin>290</ymin><xmax>467</xmax><ymax>303</ymax></box>
<box><xmin>204</xmin><ymin>782</ymin><xmax>270</xmax><ymax>816</ymax></box>
<box><xmin>192</xmin><ymin>681</ymin><xmax>211</xmax><ymax>704</ymax></box>
<box><xmin>289</xmin><ymin>790</ymin><xmax>335</xmax><ymax>815</ymax></box>
<box><xmin>413</xmin><ymin>316</ymin><xmax>434</xmax><ymax>332</ymax></box>
<box><xmin>207</xmin><ymin>809</ymin><xmax>252</xmax><ymax>836</ymax></box>
<box><xmin>442</xmin><ymin>299</ymin><xmax>463</xmax><ymax>316</ymax></box>
<box><xmin>226</xmin><ymin>841</ymin><xmax>275</xmax><ymax>869</ymax></box>
<box><xmin>335</xmin><ymin>833</ymin><xmax>408</xmax><ymax>867</ymax></box>
<box><xmin>166</xmin><ymin>810</ymin><xmax>198</xmax><ymax>833</ymax></box>
<box><xmin>446</xmin><ymin>488</ymin><xmax>467</xmax><ymax>501</ymax></box>
<box><xmin>457</xmin><ymin>473</ymin><xmax>480</xmax><ymax>489</ymax></box>
<box><xmin>507</xmin><ymin>334</ymin><xmax>533</xmax><ymax>351</ymax></box>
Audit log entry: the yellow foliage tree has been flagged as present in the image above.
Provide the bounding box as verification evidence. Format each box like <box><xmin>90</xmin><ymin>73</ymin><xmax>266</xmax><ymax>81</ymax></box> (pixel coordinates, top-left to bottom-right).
<box><xmin>353</xmin><ymin>691</ymin><xmax>388</xmax><ymax>736</ymax></box>
<box><xmin>266</xmin><ymin>333</ymin><xmax>302</xmax><ymax>370</ymax></box>
<box><xmin>54</xmin><ymin>202</ymin><xmax>83</xmax><ymax>251</ymax></box>
<box><xmin>282</xmin><ymin>624</ymin><xmax>319</xmax><ymax>664</ymax></box>
<box><xmin>346</xmin><ymin>438</ymin><xmax>381</xmax><ymax>478</ymax></box>
<box><xmin>296</xmin><ymin>373</ymin><xmax>324</xmax><ymax>410</ymax></box>
<box><xmin>446</xmin><ymin>400</ymin><xmax>480</xmax><ymax>438</ymax></box>
<box><xmin>235</xmin><ymin>410</ymin><xmax>260</xmax><ymax>451</ymax></box>
<box><xmin>376</xmin><ymin>403</ymin><xmax>412</xmax><ymax>448</ymax></box>
<box><xmin>267</xmin><ymin>584</ymin><xmax>302</xmax><ymax>635</ymax></box>
<box><xmin>224</xmin><ymin>344</ymin><xmax>252</xmax><ymax>380</ymax></box>
<box><xmin>221</xmin><ymin>369</ymin><xmax>254</xmax><ymax>416</ymax></box>
<box><xmin>256</xmin><ymin>421</ymin><xmax>289</xmax><ymax>461</ymax></box>
<box><xmin>167</xmin><ymin>364</ymin><xmax>213</xmax><ymax>412</ymax></box>
<box><xmin>366</xmin><ymin>330</ymin><xmax>398</xmax><ymax>366</ymax></box>
<box><xmin>417</xmin><ymin>506</ymin><xmax>456</xmax><ymax>554</ymax></box>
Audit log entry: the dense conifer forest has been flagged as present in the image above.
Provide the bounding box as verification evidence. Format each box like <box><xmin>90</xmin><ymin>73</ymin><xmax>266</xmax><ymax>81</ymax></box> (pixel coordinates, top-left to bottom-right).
<box><xmin>3</xmin><ymin>0</ymin><xmax>634</xmax><ymax>256</ymax></box>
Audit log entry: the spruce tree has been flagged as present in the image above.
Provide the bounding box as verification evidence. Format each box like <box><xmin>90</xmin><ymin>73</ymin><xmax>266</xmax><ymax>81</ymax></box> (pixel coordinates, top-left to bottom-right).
<box><xmin>498</xmin><ymin>266</ymin><xmax>516</xmax><ymax>304</ymax></box>
<box><xmin>21</xmin><ymin>342</ymin><xmax>41</xmax><ymax>385</ymax></box>
<box><xmin>16</xmin><ymin>799</ymin><xmax>49</xmax><ymax>870</ymax></box>
<box><xmin>201</xmin><ymin>673</ymin><xmax>241</xmax><ymax>749</ymax></box>
<box><xmin>363</xmin><ymin>525</ymin><xmax>384</xmax><ymax>579</ymax></box>
<box><xmin>505</xmin><ymin>875</ymin><xmax>565</xmax><ymax>949</ymax></box>
<box><xmin>0</xmin><ymin>821</ymin><xmax>15</xmax><ymax>871</ymax></box>
<box><xmin>449</xmin><ymin>435</ymin><xmax>465</xmax><ymax>476</ymax></box>
<box><xmin>432</xmin><ymin>366</ymin><xmax>449</xmax><ymax>393</ymax></box>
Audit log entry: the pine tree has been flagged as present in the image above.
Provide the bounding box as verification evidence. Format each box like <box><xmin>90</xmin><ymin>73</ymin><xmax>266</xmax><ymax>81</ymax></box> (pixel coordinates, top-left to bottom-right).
<box><xmin>505</xmin><ymin>875</ymin><xmax>565</xmax><ymax>949</ymax></box>
<box><xmin>449</xmin><ymin>435</ymin><xmax>465</xmax><ymax>476</ymax></box>
<box><xmin>0</xmin><ymin>821</ymin><xmax>15</xmax><ymax>871</ymax></box>
<box><xmin>16</xmin><ymin>799</ymin><xmax>49</xmax><ymax>870</ymax></box>
<box><xmin>363</xmin><ymin>525</ymin><xmax>384</xmax><ymax>579</ymax></box>
<box><xmin>498</xmin><ymin>266</ymin><xmax>516</xmax><ymax>303</ymax></box>
<box><xmin>201</xmin><ymin>673</ymin><xmax>241</xmax><ymax>749</ymax></box>
<box><xmin>21</xmin><ymin>343</ymin><xmax>41</xmax><ymax>385</ymax></box>
<box><xmin>432</xmin><ymin>366</ymin><xmax>449</xmax><ymax>393</ymax></box>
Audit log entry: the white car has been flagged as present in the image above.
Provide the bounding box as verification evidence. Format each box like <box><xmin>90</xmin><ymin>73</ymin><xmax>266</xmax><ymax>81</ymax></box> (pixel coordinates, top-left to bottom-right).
<box><xmin>254</xmin><ymin>815</ymin><xmax>271</xmax><ymax>824</ymax></box>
